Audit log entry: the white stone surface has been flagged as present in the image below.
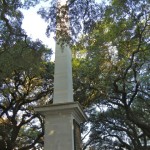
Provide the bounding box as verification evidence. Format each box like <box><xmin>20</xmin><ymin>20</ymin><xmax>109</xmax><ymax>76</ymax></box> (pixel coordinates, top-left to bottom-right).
<box><xmin>53</xmin><ymin>43</ymin><xmax>74</xmax><ymax>103</ymax></box>
<box><xmin>44</xmin><ymin>113</ymin><xmax>74</xmax><ymax>150</ymax></box>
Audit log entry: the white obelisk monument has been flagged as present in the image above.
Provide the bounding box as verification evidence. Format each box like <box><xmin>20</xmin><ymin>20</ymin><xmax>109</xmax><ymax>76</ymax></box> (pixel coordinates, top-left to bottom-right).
<box><xmin>35</xmin><ymin>0</ymin><xmax>87</xmax><ymax>150</ymax></box>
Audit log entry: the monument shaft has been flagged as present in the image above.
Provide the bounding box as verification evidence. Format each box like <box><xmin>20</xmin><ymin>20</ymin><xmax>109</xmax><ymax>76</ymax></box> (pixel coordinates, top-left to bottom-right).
<box><xmin>53</xmin><ymin>43</ymin><xmax>73</xmax><ymax>103</ymax></box>
<box><xmin>35</xmin><ymin>1</ymin><xmax>87</xmax><ymax>149</ymax></box>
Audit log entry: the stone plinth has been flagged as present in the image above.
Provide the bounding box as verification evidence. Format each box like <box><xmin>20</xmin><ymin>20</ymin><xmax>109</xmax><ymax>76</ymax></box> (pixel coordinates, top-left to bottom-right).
<box><xmin>35</xmin><ymin>102</ymin><xmax>87</xmax><ymax>150</ymax></box>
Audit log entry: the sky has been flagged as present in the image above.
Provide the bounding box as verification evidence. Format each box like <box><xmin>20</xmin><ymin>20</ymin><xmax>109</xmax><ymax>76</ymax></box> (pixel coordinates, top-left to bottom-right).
<box><xmin>21</xmin><ymin>1</ymin><xmax>55</xmax><ymax>60</ymax></box>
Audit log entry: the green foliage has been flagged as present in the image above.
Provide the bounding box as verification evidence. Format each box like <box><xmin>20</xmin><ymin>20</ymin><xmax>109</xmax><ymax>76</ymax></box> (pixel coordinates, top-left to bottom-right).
<box><xmin>0</xmin><ymin>39</ymin><xmax>50</xmax><ymax>81</ymax></box>
<box><xmin>0</xmin><ymin>0</ymin><xmax>54</xmax><ymax>149</ymax></box>
<box><xmin>73</xmin><ymin>0</ymin><xmax>150</xmax><ymax>149</ymax></box>
<box><xmin>38</xmin><ymin>0</ymin><xmax>104</xmax><ymax>44</ymax></box>
<box><xmin>0</xmin><ymin>60</ymin><xmax>54</xmax><ymax>149</ymax></box>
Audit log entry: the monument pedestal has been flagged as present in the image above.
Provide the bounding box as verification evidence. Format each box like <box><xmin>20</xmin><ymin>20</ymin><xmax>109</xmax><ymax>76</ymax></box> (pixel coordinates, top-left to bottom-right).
<box><xmin>35</xmin><ymin>102</ymin><xmax>87</xmax><ymax>150</ymax></box>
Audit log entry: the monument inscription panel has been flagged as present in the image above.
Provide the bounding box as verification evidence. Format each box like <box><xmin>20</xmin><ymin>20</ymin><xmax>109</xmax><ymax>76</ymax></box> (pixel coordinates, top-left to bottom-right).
<box><xmin>73</xmin><ymin>119</ymin><xmax>82</xmax><ymax>150</ymax></box>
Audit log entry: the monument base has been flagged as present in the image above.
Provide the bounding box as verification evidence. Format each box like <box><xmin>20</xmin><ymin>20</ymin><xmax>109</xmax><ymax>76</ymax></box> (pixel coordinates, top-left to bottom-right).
<box><xmin>35</xmin><ymin>102</ymin><xmax>87</xmax><ymax>150</ymax></box>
